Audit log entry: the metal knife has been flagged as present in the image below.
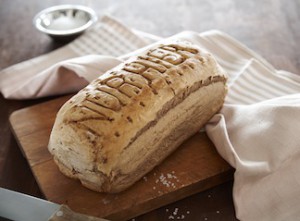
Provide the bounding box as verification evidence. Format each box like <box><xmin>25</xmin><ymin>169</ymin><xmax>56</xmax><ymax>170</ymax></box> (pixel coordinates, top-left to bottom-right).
<box><xmin>0</xmin><ymin>188</ymin><xmax>108</xmax><ymax>221</ymax></box>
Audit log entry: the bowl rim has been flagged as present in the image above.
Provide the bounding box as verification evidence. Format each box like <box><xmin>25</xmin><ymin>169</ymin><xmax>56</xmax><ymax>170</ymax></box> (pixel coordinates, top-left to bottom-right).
<box><xmin>33</xmin><ymin>4</ymin><xmax>98</xmax><ymax>36</ymax></box>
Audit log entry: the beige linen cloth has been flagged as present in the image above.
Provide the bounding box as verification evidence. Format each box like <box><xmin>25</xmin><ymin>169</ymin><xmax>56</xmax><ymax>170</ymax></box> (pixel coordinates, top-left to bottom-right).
<box><xmin>0</xmin><ymin>16</ymin><xmax>154</xmax><ymax>99</ymax></box>
<box><xmin>1</xmin><ymin>15</ymin><xmax>300</xmax><ymax>221</ymax></box>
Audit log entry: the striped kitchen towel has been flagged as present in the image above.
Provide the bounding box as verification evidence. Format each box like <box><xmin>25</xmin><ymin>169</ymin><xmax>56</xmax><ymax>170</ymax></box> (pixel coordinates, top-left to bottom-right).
<box><xmin>176</xmin><ymin>30</ymin><xmax>300</xmax><ymax>220</ymax></box>
<box><xmin>196</xmin><ymin>31</ymin><xmax>300</xmax><ymax>221</ymax></box>
<box><xmin>169</xmin><ymin>30</ymin><xmax>300</xmax><ymax>220</ymax></box>
<box><xmin>0</xmin><ymin>16</ymin><xmax>153</xmax><ymax>99</ymax></box>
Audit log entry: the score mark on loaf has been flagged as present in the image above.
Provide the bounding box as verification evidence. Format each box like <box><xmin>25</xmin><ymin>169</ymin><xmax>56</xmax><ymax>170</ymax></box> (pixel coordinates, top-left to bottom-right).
<box><xmin>48</xmin><ymin>40</ymin><xmax>227</xmax><ymax>193</ymax></box>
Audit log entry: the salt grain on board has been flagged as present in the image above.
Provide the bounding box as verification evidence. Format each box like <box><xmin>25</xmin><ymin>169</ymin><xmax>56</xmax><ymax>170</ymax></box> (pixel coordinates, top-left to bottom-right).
<box><xmin>173</xmin><ymin>208</ymin><xmax>178</xmax><ymax>215</ymax></box>
<box><xmin>157</xmin><ymin>172</ymin><xmax>180</xmax><ymax>189</ymax></box>
<box><xmin>149</xmin><ymin>171</ymin><xmax>181</xmax><ymax>196</ymax></box>
<box><xmin>102</xmin><ymin>198</ymin><xmax>111</xmax><ymax>205</ymax></box>
<box><xmin>166</xmin><ymin>207</ymin><xmax>190</xmax><ymax>220</ymax></box>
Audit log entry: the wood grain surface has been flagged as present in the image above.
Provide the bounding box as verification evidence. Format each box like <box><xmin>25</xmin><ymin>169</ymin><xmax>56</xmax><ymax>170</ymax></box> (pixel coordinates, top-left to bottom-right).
<box><xmin>9</xmin><ymin>95</ymin><xmax>233</xmax><ymax>220</ymax></box>
<box><xmin>1</xmin><ymin>0</ymin><xmax>299</xmax><ymax>220</ymax></box>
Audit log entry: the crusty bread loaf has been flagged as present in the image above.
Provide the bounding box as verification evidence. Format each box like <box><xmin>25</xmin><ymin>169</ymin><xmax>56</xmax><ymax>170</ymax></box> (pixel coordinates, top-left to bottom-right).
<box><xmin>48</xmin><ymin>40</ymin><xmax>227</xmax><ymax>193</ymax></box>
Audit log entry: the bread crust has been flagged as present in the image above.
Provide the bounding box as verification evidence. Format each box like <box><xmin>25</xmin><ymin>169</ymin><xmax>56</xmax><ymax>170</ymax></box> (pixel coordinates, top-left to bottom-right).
<box><xmin>48</xmin><ymin>40</ymin><xmax>227</xmax><ymax>193</ymax></box>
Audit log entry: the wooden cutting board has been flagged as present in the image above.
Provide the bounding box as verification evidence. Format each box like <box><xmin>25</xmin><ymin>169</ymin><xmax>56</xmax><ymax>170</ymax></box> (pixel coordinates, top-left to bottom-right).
<box><xmin>9</xmin><ymin>95</ymin><xmax>233</xmax><ymax>221</ymax></box>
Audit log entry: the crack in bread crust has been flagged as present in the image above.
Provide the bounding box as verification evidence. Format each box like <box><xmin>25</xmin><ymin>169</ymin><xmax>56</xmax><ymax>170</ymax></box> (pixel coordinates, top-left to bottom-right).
<box><xmin>123</xmin><ymin>75</ymin><xmax>226</xmax><ymax>151</ymax></box>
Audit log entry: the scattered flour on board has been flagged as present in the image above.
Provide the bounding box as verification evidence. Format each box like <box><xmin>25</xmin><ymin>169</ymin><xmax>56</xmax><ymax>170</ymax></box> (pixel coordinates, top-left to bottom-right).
<box><xmin>144</xmin><ymin>171</ymin><xmax>181</xmax><ymax>193</ymax></box>
<box><xmin>166</xmin><ymin>207</ymin><xmax>191</xmax><ymax>220</ymax></box>
<box><xmin>156</xmin><ymin>172</ymin><xmax>180</xmax><ymax>189</ymax></box>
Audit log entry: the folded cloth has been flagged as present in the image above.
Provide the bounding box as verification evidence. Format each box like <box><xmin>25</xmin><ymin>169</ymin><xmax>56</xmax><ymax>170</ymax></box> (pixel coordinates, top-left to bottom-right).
<box><xmin>205</xmin><ymin>59</ymin><xmax>300</xmax><ymax>221</ymax></box>
<box><xmin>0</xmin><ymin>16</ymin><xmax>152</xmax><ymax>99</ymax></box>
<box><xmin>207</xmin><ymin>94</ymin><xmax>300</xmax><ymax>221</ymax></box>
<box><xmin>1</xmin><ymin>15</ymin><xmax>300</xmax><ymax>221</ymax></box>
<box><xmin>172</xmin><ymin>31</ymin><xmax>300</xmax><ymax>220</ymax></box>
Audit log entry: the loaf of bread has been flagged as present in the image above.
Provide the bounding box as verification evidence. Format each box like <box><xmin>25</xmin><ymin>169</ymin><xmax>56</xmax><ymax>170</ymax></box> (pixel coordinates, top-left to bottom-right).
<box><xmin>48</xmin><ymin>40</ymin><xmax>227</xmax><ymax>193</ymax></box>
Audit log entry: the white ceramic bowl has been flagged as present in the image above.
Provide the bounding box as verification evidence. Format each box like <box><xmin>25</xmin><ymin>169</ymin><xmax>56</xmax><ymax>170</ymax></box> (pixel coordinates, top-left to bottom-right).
<box><xmin>33</xmin><ymin>5</ymin><xmax>98</xmax><ymax>41</ymax></box>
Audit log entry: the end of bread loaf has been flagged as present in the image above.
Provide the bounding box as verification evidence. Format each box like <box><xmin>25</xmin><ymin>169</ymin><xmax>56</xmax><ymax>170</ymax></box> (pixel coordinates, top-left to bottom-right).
<box><xmin>48</xmin><ymin>40</ymin><xmax>227</xmax><ymax>193</ymax></box>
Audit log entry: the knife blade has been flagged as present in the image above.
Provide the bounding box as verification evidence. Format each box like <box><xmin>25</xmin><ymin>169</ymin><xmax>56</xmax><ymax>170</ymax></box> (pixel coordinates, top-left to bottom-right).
<box><xmin>0</xmin><ymin>188</ymin><xmax>108</xmax><ymax>221</ymax></box>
